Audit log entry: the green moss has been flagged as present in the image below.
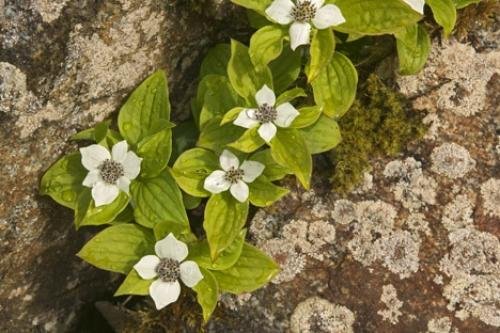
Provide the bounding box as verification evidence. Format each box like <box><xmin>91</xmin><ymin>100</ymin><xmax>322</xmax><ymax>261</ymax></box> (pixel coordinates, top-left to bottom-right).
<box><xmin>329</xmin><ymin>74</ymin><xmax>427</xmax><ymax>194</ymax></box>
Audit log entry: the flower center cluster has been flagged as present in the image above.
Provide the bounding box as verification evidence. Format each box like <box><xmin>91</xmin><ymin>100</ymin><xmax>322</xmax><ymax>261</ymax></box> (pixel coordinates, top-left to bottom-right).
<box><xmin>155</xmin><ymin>258</ymin><xmax>180</xmax><ymax>283</ymax></box>
<box><xmin>98</xmin><ymin>159</ymin><xmax>124</xmax><ymax>184</ymax></box>
<box><xmin>224</xmin><ymin>167</ymin><xmax>244</xmax><ymax>184</ymax></box>
<box><xmin>255</xmin><ymin>103</ymin><xmax>277</xmax><ymax>123</ymax></box>
<box><xmin>291</xmin><ymin>1</ymin><xmax>317</xmax><ymax>22</ymax></box>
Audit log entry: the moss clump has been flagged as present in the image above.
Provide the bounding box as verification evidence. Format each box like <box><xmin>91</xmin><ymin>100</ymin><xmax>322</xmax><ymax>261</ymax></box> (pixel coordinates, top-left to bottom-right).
<box><xmin>329</xmin><ymin>74</ymin><xmax>427</xmax><ymax>194</ymax></box>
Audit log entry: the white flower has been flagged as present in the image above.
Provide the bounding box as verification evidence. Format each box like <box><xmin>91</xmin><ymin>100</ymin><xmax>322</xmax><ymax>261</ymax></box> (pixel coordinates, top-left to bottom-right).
<box><xmin>134</xmin><ymin>233</ymin><xmax>204</xmax><ymax>310</ymax></box>
<box><xmin>204</xmin><ymin>149</ymin><xmax>265</xmax><ymax>203</ymax></box>
<box><xmin>233</xmin><ymin>85</ymin><xmax>300</xmax><ymax>143</ymax></box>
<box><xmin>265</xmin><ymin>0</ymin><xmax>346</xmax><ymax>50</ymax></box>
<box><xmin>80</xmin><ymin>140</ymin><xmax>142</xmax><ymax>207</ymax></box>
<box><xmin>402</xmin><ymin>0</ymin><xmax>425</xmax><ymax>14</ymax></box>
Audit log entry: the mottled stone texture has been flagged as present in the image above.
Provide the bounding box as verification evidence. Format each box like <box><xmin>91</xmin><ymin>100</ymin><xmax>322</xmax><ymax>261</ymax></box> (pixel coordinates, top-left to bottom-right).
<box><xmin>0</xmin><ymin>0</ymin><xmax>244</xmax><ymax>331</ymax></box>
<box><xmin>1</xmin><ymin>1</ymin><xmax>499</xmax><ymax>333</ymax></box>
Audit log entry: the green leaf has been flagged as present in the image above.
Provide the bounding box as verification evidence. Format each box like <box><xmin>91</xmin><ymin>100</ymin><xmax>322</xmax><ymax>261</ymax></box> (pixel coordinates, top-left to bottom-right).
<box><xmin>250</xmin><ymin>149</ymin><xmax>290</xmax><ymax>181</ymax></box>
<box><xmin>227</xmin><ymin>39</ymin><xmax>273</xmax><ymax>103</ymax></box>
<box><xmin>183</xmin><ymin>191</ymin><xmax>202</xmax><ymax>210</ymax></box>
<box><xmin>118</xmin><ymin>70</ymin><xmax>171</xmax><ymax>146</ymax></box>
<box><xmin>74</xmin><ymin>189</ymin><xmax>130</xmax><ymax>228</ymax></box>
<box><xmin>193</xmin><ymin>268</ymin><xmax>219</xmax><ymax>322</ymax></box>
<box><xmin>153</xmin><ymin>221</ymin><xmax>197</xmax><ymax>244</ymax></box>
<box><xmin>426</xmin><ymin>0</ymin><xmax>457</xmax><ymax>36</ymax></box>
<box><xmin>220</xmin><ymin>107</ymin><xmax>245</xmax><ymax>125</ymax></box>
<box><xmin>199</xmin><ymin>76</ymin><xmax>242</xmax><ymax>129</ymax></box>
<box><xmin>249</xmin><ymin>25</ymin><xmax>286</xmax><ymax>68</ymax></box>
<box><xmin>171</xmin><ymin>120</ymin><xmax>198</xmax><ymax>163</ymax></box>
<box><xmin>172</xmin><ymin>148</ymin><xmax>219</xmax><ymax>197</ymax></box>
<box><xmin>452</xmin><ymin>0</ymin><xmax>480</xmax><ymax>9</ymax></box>
<box><xmin>197</xmin><ymin>118</ymin><xmax>245</xmax><ymax>154</ymax></box>
<box><xmin>247</xmin><ymin>9</ymin><xmax>269</xmax><ymax>29</ymax></box>
<box><xmin>302</xmin><ymin>115</ymin><xmax>342</xmax><ymax>154</ymax></box>
<box><xmin>229</xmin><ymin>127</ymin><xmax>265</xmax><ymax>153</ymax></box>
<box><xmin>40</xmin><ymin>152</ymin><xmax>87</xmax><ymax>209</ymax></box>
<box><xmin>188</xmin><ymin>229</ymin><xmax>247</xmax><ymax>271</ymax></box>
<box><xmin>291</xmin><ymin>106</ymin><xmax>322</xmax><ymax>128</ymax></box>
<box><xmin>77</xmin><ymin>224</ymin><xmax>155</xmax><ymax>274</ymax></box>
<box><xmin>311</xmin><ymin>52</ymin><xmax>358</xmax><ymax>118</ymax></box>
<box><xmin>137</xmin><ymin>128</ymin><xmax>172</xmax><ymax>178</ymax></box>
<box><xmin>230</xmin><ymin>0</ymin><xmax>272</xmax><ymax>15</ymax></box>
<box><xmin>192</xmin><ymin>75</ymin><xmax>228</xmax><ymax>128</ymax></box>
<box><xmin>115</xmin><ymin>269</ymin><xmax>152</xmax><ymax>296</ymax></box>
<box><xmin>249</xmin><ymin>176</ymin><xmax>289</xmax><ymax>207</ymax></box>
<box><xmin>270</xmin><ymin>129</ymin><xmax>312</xmax><ymax>189</ymax></box>
<box><xmin>204</xmin><ymin>192</ymin><xmax>249</xmax><ymax>260</ymax></box>
<box><xmin>307</xmin><ymin>28</ymin><xmax>335</xmax><ymax>82</ymax></box>
<box><xmin>71</xmin><ymin>120</ymin><xmax>112</xmax><ymax>143</ymax></box>
<box><xmin>269</xmin><ymin>46</ymin><xmax>302</xmax><ymax>94</ymax></box>
<box><xmin>396</xmin><ymin>24</ymin><xmax>431</xmax><ymax>75</ymax></box>
<box><xmin>211</xmin><ymin>244</ymin><xmax>279</xmax><ymax>294</ymax></box>
<box><xmin>334</xmin><ymin>0</ymin><xmax>422</xmax><ymax>35</ymax></box>
<box><xmin>200</xmin><ymin>44</ymin><xmax>231</xmax><ymax>78</ymax></box>
<box><xmin>113</xmin><ymin>205</ymin><xmax>134</xmax><ymax>224</ymax></box>
<box><xmin>131</xmin><ymin>170</ymin><xmax>191</xmax><ymax>236</ymax></box>
<box><xmin>275</xmin><ymin>87</ymin><xmax>307</xmax><ymax>105</ymax></box>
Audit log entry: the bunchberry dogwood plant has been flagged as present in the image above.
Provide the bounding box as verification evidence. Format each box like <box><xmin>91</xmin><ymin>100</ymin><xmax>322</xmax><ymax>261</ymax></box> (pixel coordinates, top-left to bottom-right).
<box><xmin>233</xmin><ymin>85</ymin><xmax>299</xmax><ymax>143</ymax></box>
<box><xmin>204</xmin><ymin>149</ymin><xmax>265</xmax><ymax>202</ymax></box>
<box><xmin>41</xmin><ymin>0</ymin><xmax>467</xmax><ymax>325</ymax></box>
<box><xmin>80</xmin><ymin>140</ymin><xmax>141</xmax><ymax>206</ymax></box>
<box><xmin>134</xmin><ymin>233</ymin><xmax>203</xmax><ymax>310</ymax></box>
<box><xmin>266</xmin><ymin>0</ymin><xmax>345</xmax><ymax>50</ymax></box>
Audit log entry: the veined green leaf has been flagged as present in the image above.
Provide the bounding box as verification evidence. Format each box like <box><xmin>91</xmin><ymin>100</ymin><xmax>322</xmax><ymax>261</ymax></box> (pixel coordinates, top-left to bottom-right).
<box><xmin>396</xmin><ymin>24</ymin><xmax>431</xmax><ymax>75</ymax></box>
<box><xmin>307</xmin><ymin>28</ymin><xmax>335</xmax><ymax>82</ymax></box>
<box><xmin>270</xmin><ymin>129</ymin><xmax>312</xmax><ymax>189</ymax></box>
<box><xmin>193</xmin><ymin>268</ymin><xmax>219</xmax><ymax>322</ymax></box>
<box><xmin>426</xmin><ymin>0</ymin><xmax>457</xmax><ymax>36</ymax></box>
<box><xmin>137</xmin><ymin>128</ymin><xmax>172</xmax><ymax>178</ymax></box>
<box><xmin>75</xmin><ymin>189</ymin><xmax>129</xmax><ymax>228</ymax></box>
<box><xmin>229</xmin><ymin>127</ymin><xmax>265</xmax><ymax>153</ymax></box>
<box><xmin>301</xmin><ymin>115</ymin><xmax>342</xmax><ymax>154</ymax></box>
<box><xmin>249</xmin><ymin>25</ymin><xmax>287</xmax><ymax>68</ymax></box>
<box><xmin>192</xmin><ymin>75</ymin><xmax>228</xmax><ymax>128</ymax></box>
<box><xmin>452</xmin><ymin>0</ymin><xmax>480</xmax><ymax>9</ymax></box>
<box><xmin>221</xmin><ymin>107</ymin><xmax>245</xmax><ymax>126</ymax></box>
<box><xmin>249</xmin><ymin>176</ymin><xmax>289</xmax><ymax>207</ymax></box>
<box><xmin>172</xmin><ymin>148</ymin><xmax>219</xmax><ymax>197</ymax></box>
<box><xmin>247</xmin><ymin>9</ymin><xmax>270</xmax><ymax>29</ymax></box>
<box><xmin>115</xmin><ymin>269</ymin><xmax>152</xmax><ymax>296</ymax></box>
<box><xmin>230</xmin><ymin>0</ymin><xmax>272</xmax><ymax>15</ymax></box>
<box><xmin>211</xmin><ymin>244</ymin><xmax>279</xmax><ymax>294</ymax></box>
<box><xmin>77</xmin><ymin>224</ymin><xmax>155</xmax><ymax>274</ymax></box>
<box><xmin>203</xmin><ymin>192</ymin><xmax>249</xmax><ymax>260</ymax></box>
<box><xmin>311</xmin><ymin>52</ymin><xmax>358</xmax><ymax>118</ymax></box>
<box><xmin>118</xmin><ymin>70</ymin><xmax>171</xmax><ymax>146</ymax></box>
<box><xmin>291</xmin><ymin>105</ymin><xmax>322</xmax><ymax>129</ymax></box>
<box><xmin>40</xmin><ymin>152</ymin><xmax>87</xmax><ymax>209</ymax></box>
<box><xmin>198</xmin><ymin>118</ymin><xmax>245</xmax><ymax>154</ymax></box>
<box><xmin>269</xmin><ymin>45</ymin><xmax>302</xmax><ymax>94</ymax></box>
<box><xmin>250</xmin><ymin>149</ymin><xmax>290</xmax><ymax>181</ymax></box>
<box><xmin>276</xmin><ymin>87</ymin><xmax>307</xmax><ymax>105</ymax></box>
<box><xmin>171</xmin><ymin>120</ymin><xmax>198</xmax><ymax>163</ymax></box>
<box><xmin>200</xmin><ymin>44</ymin><xmax>231</xmax><ymax>78</ymax></box>
<box><xmin>199</xmin><ymin>76</ymin><xmax>242</xmax><ymax>129</ymax></box>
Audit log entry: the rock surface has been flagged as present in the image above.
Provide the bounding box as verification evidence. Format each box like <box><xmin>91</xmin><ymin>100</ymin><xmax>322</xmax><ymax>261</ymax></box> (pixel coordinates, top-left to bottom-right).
<box><xmin>1</xmin><ymin>1</ymin><xmax>499</xmax><ymax>333</ymax></box>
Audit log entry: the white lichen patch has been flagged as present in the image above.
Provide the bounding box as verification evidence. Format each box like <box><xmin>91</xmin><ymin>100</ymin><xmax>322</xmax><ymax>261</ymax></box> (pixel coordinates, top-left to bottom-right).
<box><xmin>422</xmin><ymin>113</ymin><xmax>445</xmax><ymax>141</ymax></box>
<box><xmin>440</xmin><ymin>228</ymin><xmax>500</xmax><ymax>327</ymax></box>
<box><xmin>480</xmin><ymin>178</ymin><xmax>500</xmax><ymax>218</ymax></box>
<box><xmin>375</xmin><ymin>231</ymin><xmax>421</xmax><ymax>279</ymax></box>
<box><xmin>398</xmin><ymin>39</ymin><xmax>499</xmax><ymax>117</ymax></box>
<box><xmin>431</xmin><ymin>143</ymin><xmax>475</xmax><ymax>179</ymax></box>
<box><xmin>290</xmin><ymin>297</ymin><xmax>355</xmax><ymax>333</ymax></box>
<box><xmin>32</xmin><ymin>0</ymin><xmax>69</xmax><ymax>23</ymax></box>
<box><xmin>427</xmin><ymin>317</ymin><xmax>452</xmax><ymax>333</ymax></box>
<box><xmin>282</xmin><ymin>219</ymin><xmax>336</xmax><ymax>261</ymax></box>
<box><xmin>0</xmin><ymin>62</ymin><xmax>39</xmax><ymax>115</ymax></box>
<box><xmin>384</xmin><ymin>158</ymin><xmax>437</xmax><ymax>211</ymax></box>
<box><xmin>261</xmin><ymin>238</ymin><xmax>306</xmax><ymax>284</ymax></box>
<box><xmin>377</xmin><ymin>284</ymin><xmax>403</xmax><ymax>324</ymax></box>
<box><xmin>331</xmin><ymin>199</ymin><xmax>357</xmax><ymax>225</ymax></box>
<box><xmin>441</xmin><ymin>194</ymin><xmax>474</xmax><ymax>232</ymax></box>
<box><xmin>405</xmin><ymin>212</ymin><xmax>431</xmax><ymax>237</ymax></box>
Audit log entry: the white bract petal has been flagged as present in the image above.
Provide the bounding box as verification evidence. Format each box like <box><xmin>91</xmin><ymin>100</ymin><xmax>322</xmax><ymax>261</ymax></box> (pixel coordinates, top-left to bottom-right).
<box><xmin>219</xmin><ymin>149</ymin><xmax>240</xmax><ymax>171</ymax></box>
<box><xmin>154</xmin><ymin>233</ymin><xmax>189</xmax><ymax>262</ymax></box>
<box><xmin>255</xmin><ymin>84</ymin><xmax>276</xmax><ymax>107</ymax></box>
<box><xmin>289</xmin><ymin>21</ymin><xmax>312</xmax><ymax>50</ymax></box>
<box><xmin>122</xmin><ymin>151</ymin><xmax>142</xmax><ymax>180</ymax></box>
<box><xmin>402</xmin><ymin>0</ymin><xmax>425</xmax><ymax>14</ymax></box>
<box><xmin>111</xmin><ymin>140</ymin><xmax>128</xmax><ymax>162</ymax></box>
<box><xmin>134</xmin><ymin>255</ymin><xmax>160</xmax><ymax>280</ymax></box>
<box><xmin>82</xmin><ymin>170</ymin><xmax>100</xmax><ymax>188</ymax></box>
<box><xmin>258</xmin><ymin>122</ymin><xmax>277</xmax><ymax>143</ymax></box>
<box><xmin>274</xmin><ymin>103</ymin><xmax>300</xmax><ymax>128</ymax></box>
<box><xmin>240</xmin><ymin>160</ymin><xmax>265</xmax><ymax>183</ymax></box>
<box><xmin>116</xmin><ymin>176</ymin><xmax>131</xmax><ymax>193</ymax></box>
<box><xmin>149</xmin><ymin>279</ymin><xmax>181</xmax><ymax>310</ymax></box>
<box><xmin>233</xmin><ymin>109</ymin><xmax>259</xmax><ymax>129</ymax></box>
<box><xmin>179</xmin><ymin>261</ymin><xmax>204</xmax><ymax>288</ymax></box>
<box><xmin>230</xmin><ymin>180</ymin><xmax>249</xmax><ymax>203</ymax></box>
<box><xmin>312</xmin><ymin>4</ymin><xmax>346</xmax><ymax>29</ymax></box>
<box><xmin>80</xmin><ymin>144</ymin><xmax>110</xmax><ymax>171</ymax></box>
<box><xmin>92</xmin><ymin>182</ymin><xmax>119</xmax><ymax>207</ymax></box>
<box><xmin>265</xmin><ymin>0</ymin><xmax>294</xmax><ymax>25</ymax></box>
<box><xmin>204</xmin><ymin>170</ymin><xmax>232</xmax><ymax>194</ymax></box>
